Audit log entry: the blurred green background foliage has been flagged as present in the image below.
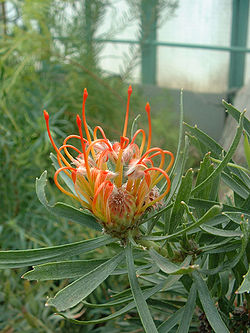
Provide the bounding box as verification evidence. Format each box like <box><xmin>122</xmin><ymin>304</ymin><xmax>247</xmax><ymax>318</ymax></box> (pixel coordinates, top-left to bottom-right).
<box><xmin>0</xmin><ymin>0</ymin><xmax>178</xmax><ymax>331</ymax></box>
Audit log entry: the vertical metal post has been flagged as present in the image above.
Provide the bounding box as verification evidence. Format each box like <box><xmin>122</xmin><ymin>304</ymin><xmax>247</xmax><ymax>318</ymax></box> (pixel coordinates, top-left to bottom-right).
<box><xmin>141</xmin><ymin>0</ymin><xmax>158</xmax><ymax>85</ymax></box>
<box><xmin>229</xmin><ymin>0</ymin><xmax>249</xmax><ymax>90</ymax></box>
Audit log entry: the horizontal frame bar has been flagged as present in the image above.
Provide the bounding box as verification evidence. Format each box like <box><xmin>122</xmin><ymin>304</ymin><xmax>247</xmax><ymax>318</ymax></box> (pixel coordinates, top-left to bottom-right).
<box><xmin>92</xmin><ymin>38</ymin><xmax>250</xmax><ymax>53</ymax></box>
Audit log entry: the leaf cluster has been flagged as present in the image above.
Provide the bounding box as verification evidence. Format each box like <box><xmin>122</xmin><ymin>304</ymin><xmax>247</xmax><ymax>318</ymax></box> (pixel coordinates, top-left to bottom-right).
<box><xmin>1</xmin><ymin>95</ymin><xmax>249</xmax><ymax>332</ymax></box>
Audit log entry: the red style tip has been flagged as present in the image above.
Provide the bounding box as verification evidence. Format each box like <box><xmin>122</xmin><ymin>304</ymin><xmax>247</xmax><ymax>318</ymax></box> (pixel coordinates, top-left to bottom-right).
<box><xmin>128</xmin><ymin>85</ymin><xmax>132</xmax><ymax>96</ymax></box>
<box><xmin>120</xmin><ymin>136</ymin><xmax>129</xmax><ymax>149</ymax></box>
<box><xmin>83</xmin><ymin>88</ymin><xmax>88</xmax><ymax>101</ymax></box>
<box><xmin>43</xmin><ymin>110</ymin><xmax>49</xmax><ymax>120</ymax></box>
<box><xmin>145</xmin><ymin>102</ymin><xmax>150</xmax><ymax>113</ymax></box>
<box><xmin>76</xmin><ymin>114</ymin><xmax>82</xmax><ymax>127</ymax></box>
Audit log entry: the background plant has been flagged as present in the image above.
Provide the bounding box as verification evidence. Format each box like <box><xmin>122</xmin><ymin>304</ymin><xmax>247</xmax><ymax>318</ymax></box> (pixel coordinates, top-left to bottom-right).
<box><xmin>0</xmin><ymin>0</ymin><xmax>179</xmax><ymax>331</ymax></box>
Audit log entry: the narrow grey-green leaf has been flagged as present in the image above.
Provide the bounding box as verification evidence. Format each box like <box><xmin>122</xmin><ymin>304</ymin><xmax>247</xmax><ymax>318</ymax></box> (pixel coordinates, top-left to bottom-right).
<box><xmin>184</xmin><ymin>122</ymin><xmax>223</xmax><ymax>157</ymax></box>
<box><xmin>142</xmin><ymin>204</ymin><xmax>222</xmax><ymax>242</ymax></box>
<box><xmin>195</xmin><ymin>152</ymin><xmax>214</xmax><ymax>200</ymax></box>
<box><xmin>221</xmin><ymin>172</ymin><xmax>249</xmax><ymax>199</ymax></box>
<box><xmin>22</xmin><ymin>259</ymin><xmax>107</xmax><ymax>280</ymax></box>
<box><xmin>192</xmin><ymin>110</ymin><xmax>245</xmax><ymax>195</ymax></box>
<box><xmin>237</xmin><ymin>265</ymin><xmax>250</xmax><ymax>293</ymax></box>
<box><xmin>230</xmin><ymin>171</ymin><xmax>250</xmax><ymax>191</ymax></box>
<box><xmin>243</xmin><ymin>132</ymin><xmax>250</xmax><ymax>168</ymax></box>
<box><xmin>185</xmin><ymin>125</ymin><xmax>248</xmax><ymax>194</ymax></box>
<box><xmin>46</xmin><ymin>251</ymin><xmax>124</xmax><ymax>311</ymax></box>
<box><xmin>200</xmin><ymin>225</ymin><xmax>242</xmax><ymax>237</ymax></box>
<box><xmin>223</xmin><ymin>211</ymin><xmax>250</xmax><ymax>224</ymax></box>
<box><xmin>169</xmin><ymin>89</ymin><xmax>184</xmax><ymax>179</ymax></box>
<box><xmin>165</xmin><ymin>135</ymin><xmax>190</xmax><ymax>208</ymax></box>
<box><xmin>125</xmin><ymin>243</ymin><xmax>158</xmax><ymax>333</ymax></box>
<box><xmin>58</xmin><ymin>280</ymin><xmax>166</xmax><ymax>325</ymax></box>
<box><xmin>36</xmin><ymin>171</ymin><xmax>101</xmax><ymax>231</ymax></box>
<box><xmin>222</xmin><ymin>100</ymin><xmax>250</xmax><ymax>137</ymax></box>
<box><xmin>169</xmin><ymin>168</ymin><xmax>193</xmax><ymax>233</ymax></box>
<box><xmin>0</xmin><ymin>235</ymin><xmax>114</xmax><ymax>269</ymax></box>
<box><xmin>200</xmin><ymin>219</ymin><xmax>248</xmax><ymax>274</ymax></box>
<box><xmin>187</xmin><ymin>214</ymin><xmax>229</xmax><ymax>234</ymax></box>
<box><xmin>59</xmin><ymin>274</ymin><xmax>183</xmax><ymax>325</ymax></box>
<box><xmin>81</xmin><ymin>273</ymin><xmax>175</xmax><ymax>309</ymax></box>
<box><xmin>158</xmin><ymin>307</ymin><xmax>184</xmax><ymax>333</ymax></box>
<box><xmin>196</xmin><ymin>204</ymin><xmax>223</xmax><ymax>224</ymax></box>
<box><xmin>219</xmin><ymin>271</ymin><xmax>229</xmax><ymax>297</ymax></box>
<box><xmin>149</xmin><ymin>250</ymin><xmax>196</xmax><ymax>275</ymax></box>
<box><xmin>193</xmin><ymin>271</ymin><xmax>229</xmax><ymax>333</ymax></box>
<box><xmin>189</xmin><ymin>198</ymin><xmax>249</xmax><ymax>214</ymax></box>
<box><xmin>177</xmin><ymin>283</ymin><xmax>197</xmax><ymax>333</ymax></box>
<box><xmin>242</xmin><ymin>193</ymin><xmax>250</xmax><ymax>209</ymax></box>
<box><xmin>82</xmin><ymin>295</ymin><xmax>134</xmax><ymax>308</ymax></box>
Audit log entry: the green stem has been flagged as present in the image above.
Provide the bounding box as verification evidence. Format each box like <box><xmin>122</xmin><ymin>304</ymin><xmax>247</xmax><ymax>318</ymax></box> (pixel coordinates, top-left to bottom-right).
<box><xmin>246</xmin><ymin>293</ymin><xmax>250</xmax><ymax>311</ymax></box>
<box><xmin>210</xmin><ymin>157</ymin><xmax>250</xmax><ymax>174</ymax></box>
<box><xmin>136</xmin><ymin>238</ymin><xmax>169</xmax><ymax>257</ymax></box>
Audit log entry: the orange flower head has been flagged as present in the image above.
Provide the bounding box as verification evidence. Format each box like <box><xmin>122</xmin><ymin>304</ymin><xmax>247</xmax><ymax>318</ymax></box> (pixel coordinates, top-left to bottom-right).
<box><xmin>44</xmin><ymin>86</ymin><xmax>174</xmax><ymax>238</ymax></box>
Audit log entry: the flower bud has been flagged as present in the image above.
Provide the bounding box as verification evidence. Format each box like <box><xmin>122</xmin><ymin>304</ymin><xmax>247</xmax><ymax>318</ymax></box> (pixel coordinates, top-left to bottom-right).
<box><xmin>107</xmin><ymin>186</ymin><xmax>136</xmax><ymax>231</ymax></box>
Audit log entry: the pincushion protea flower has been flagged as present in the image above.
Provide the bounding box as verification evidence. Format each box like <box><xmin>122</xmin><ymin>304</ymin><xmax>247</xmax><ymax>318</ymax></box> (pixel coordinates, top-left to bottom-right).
<box><xmin>44</xmin><ymin>86</ymin><xmax>174</xmax><ymax>239</ymax></box>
